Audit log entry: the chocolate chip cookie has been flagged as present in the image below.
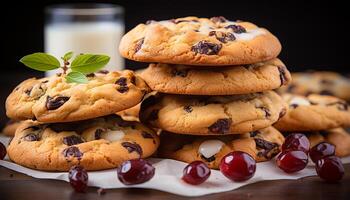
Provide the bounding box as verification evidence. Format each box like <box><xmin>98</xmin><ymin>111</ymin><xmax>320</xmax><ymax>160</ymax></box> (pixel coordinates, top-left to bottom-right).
<box><xmin>140</xmin><ymin>91</ymin><xmax>286</xmax><ymax>135</ymax></box>
<box><xmin>119</xmin><ymin>16</ymin><xmax>281</xmax><ymax>66</ymax></box>
<box><xmin>278</xmin><ymin>71</ymin><xmax>350</xmax><ymax>101</ymax></box>
<box><xmin>158</xmin><ymin>126</ymin><xmax>284</xmax><ymax>169</ymax></box>
<box><xmin>7</xmin><ymin>115</ymin><xmax>159</xmax><ymax>171</ymax></box>
<box><xmin>274</xmin><ymin>94</ymin><xmax>350</xmax><ymax>131</ymax></box>
<box><xmin>304</xmin><ymin>128</ymin><xmax>350</xmax><ymax>157</ymax></box>
<box><xmin>2</xmin><ymin>120</ymin><xmax>22</xmax><ymax>136</ymax></box>
<box><xmin>140</xmin><ymin>58</ymin><xmax>291</xmax><ymax>95</ymax></box>
<box><xmin>6</xmin><ymin>70</ymin><xmax>149</xmax><ymax>123</ymax></box>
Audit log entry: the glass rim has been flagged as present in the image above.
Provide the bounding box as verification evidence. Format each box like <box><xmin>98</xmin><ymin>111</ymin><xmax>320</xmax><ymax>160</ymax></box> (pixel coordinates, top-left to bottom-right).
<box><xmin>45</xmin><ymin>3</ymin><xmax>124</xmax><ymax>16</ymax></box>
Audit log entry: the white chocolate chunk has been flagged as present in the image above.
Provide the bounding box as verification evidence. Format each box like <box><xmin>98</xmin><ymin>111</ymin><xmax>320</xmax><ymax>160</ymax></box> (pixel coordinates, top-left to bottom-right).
<box><xmin>199</xmin><ymin>140</ymin><xmax>225</xmax><ymax>158</ymax></box>
<box><xmin>102</xmin><ymin>130</ymin><xmax>125</xmax><ymax>142</ymax></box>
<box><xmin>289</xmin><ymin>96</ymin><xmax>311</xmax><ymax>106</ymax></box>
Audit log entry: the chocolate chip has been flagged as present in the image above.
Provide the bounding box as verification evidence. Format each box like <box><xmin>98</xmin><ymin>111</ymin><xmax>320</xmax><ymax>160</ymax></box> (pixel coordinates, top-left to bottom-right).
<box><xmin>225</xmin><ymin>24</ymin><xmax>247</xmax><ymax>33</ymax></box>
<box><xmin>63</xmin><ymin>135</ymin><xmax>84</xmax><ymax>146</ymax></box>
<box><xmin>254</xmin><ymin>138</ymin><xmax>279</xmax><ymax>159</ymax></box>
<box><xmin>278</xmin><ymin>66</ymin><xmax>288</xmax><ymax>86</ymax></box>
<box><xmin>23</xmin><ymin>133</ymin><xmax>40</xmax><ymax>141</ymax></box>
<box><xmin>130</xmin><ymin>75</ymin><xmax>136</xmax><ymax>85</ymax></box>
<box><xmin>201</xmin><ymin>154</ymin><xmax>216</xmax><ymax>162</ymax></box>
<box><xmin>86</xmin><ymin>73</ymin><xmax>95</xmax><ymax>77</ymax></box>
<box><xmin>279</xmin><ymin>108</ymin><xmax>287</xmax><ymax>119</ymax></box>
<box><xmin>258</xmin><ymin>107</ymin><xmax>271</xmax><ymax>118</ymax></box>
<box><xmin>191</xmin><ymin>41</ymin><xmax>222</xmax><ymax>55</ymax></box>
<box><xmin>121</xmin><ymin>142</ymin><xmax>143</xmax><ymax>156</ymax></box>
<box><xmin>46</xmin><ymin>96</ymin><xmax>70</xmax><ymax>110</ymax></box>
<box><xmin>255</xmin><ymin>138</ymin><xmax>277</xmax><ymax>150</ymax></box>
<box><xmin>184</xmin><ymin>105</ymin><xmax>193</xmax><ymax>113</ymax></box>
<box><xmin>149</xmin><ymin>109</ymin><xmax>159</xmax><ymax>121</ymax></box>
<box><xmin>209</xmin><ymin>31</ymin><xmax>236</xmax><ymax>43</ymax></box>
<box><xmin>24</xmin><ymin>88</ymin><xmax>32</xmax><ymax>95</ymax></box>
<box><xmin>62</xmin><ymin>146</ymin><xmax>83</xmax><ymax>160</ymax></box>
<box><xmin>116</xmin><ymin>77</ymin><xmax>128</xmax><ymax>86</ymax></box>
<box><xmin>208</xmin><ymin>119</ymin><xmax>232</xmax><ymax>134</ymax></box>
<box><xmin>210</xmin><ymin>16</ymin><xmax>227</xmax><ymax>23</ymax></box>
<box><xmin>97</xmin><ymin>70</ymin><xmax>109</xmax><ymax>74</ymax></box>
<box><xmin>287</xmin><ymin>84</ymin><xmax>296</xmax><ymax>92</ymax></box>
<box><xmin>141</xmin><ymin>131</ymin><xmax>153</xmax><ymax>139</ymax></box>
<box><xmin>319</xmin><ymin>90</ymin><xmax>334</xmax><ymax>96</ymax></box>
<box><xmin>95</xmin><ymin>129</ymin><xmax>104</xmax><ymax>139</ymax></box>
<box><xmin>42</xmin><ymin>80</ymin><xmax>49</xmax><ymax>83</ymax></box>
<box><xmin>117</xmin><ymin>86</ymin><xmax>129</xmax><ymax>93</ymax></box>
<box><xmin>250</xmin><ymin>130</ymin><xmax>260</xmax><ymax>137</ymax></box>
<box><xmin>326</xmin><ymin>101</ymin><xmax>348</xmax><ymax>111</ymax></box>
<box><xmin>290</xmin><ymin>104</ymin><xmax>298</xmax><ymax>109</ymax></box>
<box><xmin>135</xmin><ymin>37</ymin><xmax>145</xmax><ymax>53</ymax></box>
<box><xmin>171</xmin><ymin>69</ymin><xmax>188</xmax><ymax>77</ymax></box>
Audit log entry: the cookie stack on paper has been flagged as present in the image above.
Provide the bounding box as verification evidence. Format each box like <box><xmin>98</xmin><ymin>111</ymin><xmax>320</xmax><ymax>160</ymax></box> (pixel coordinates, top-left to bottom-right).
<box><xmin>5</xmin><ymin>70</ymin><xmax>160</xmax><ymax>171</ymax></box>
<box><xmin>119</xmin><ymin>16</ymin><xmax>291</xmax><ymax>169</ymax></box>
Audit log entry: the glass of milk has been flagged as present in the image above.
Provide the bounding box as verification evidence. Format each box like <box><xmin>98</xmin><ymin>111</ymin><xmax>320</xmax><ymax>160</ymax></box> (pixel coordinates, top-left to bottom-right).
<box><xmin>44</xmin><ymin>4</ymin><xmax>124</xmax><ymax>76</ymax></box>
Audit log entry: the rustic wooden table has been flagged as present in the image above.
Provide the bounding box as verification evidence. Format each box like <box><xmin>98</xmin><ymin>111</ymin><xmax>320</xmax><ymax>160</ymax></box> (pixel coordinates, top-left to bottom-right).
<box><xmin>0</xmin><ymin>164</ymin><xmax>349</xmax><ymax>200</ymax></box>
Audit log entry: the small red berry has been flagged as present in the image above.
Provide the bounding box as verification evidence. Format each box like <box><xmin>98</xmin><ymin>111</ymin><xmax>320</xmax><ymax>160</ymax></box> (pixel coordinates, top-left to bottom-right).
<box><xmin>0</xmin><ymin>142</ymin><xmax>6</xmax><ymax>160</ymax></box>
<box><xmin>276</xmin><ymin>150</ymin><xmax>308</xmax><ymax>173</ymax></box>
<box><xmin>219</xmin><ymin>151</ymin><xmax>256</xmax><ymax>182</ymax></box>
<box><xmin>309</xmin><ymin>142</ymin><xmax>335</xmax><ymax>163</ymax></box>
<box><xmin>117</xmin><ymin>159</ymin><xmax>155</xmax><ymax>185</ymax></box>
<box><xmin>316</xmin><ymin>156</ymin><xmax>344</xmax><ymax>182</ymax></box>
<box><xmin>182</xmin><ymin>161</ymin><xmax>211</xmax><ymax>185</ymax></box>
<box><xmin>282</xmin><ymin>133</ymin><xmax>310</xmax><ymax>153</ymax></box>
<box><xmin>68</xmin><ymin>165</ymin><xmax>88</xmax><ymax>192</ymax></box>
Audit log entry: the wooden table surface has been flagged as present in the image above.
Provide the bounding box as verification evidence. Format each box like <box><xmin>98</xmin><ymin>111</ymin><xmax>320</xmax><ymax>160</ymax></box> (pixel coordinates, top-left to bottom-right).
<box><xmin>0</xmin><ymin>164</ymin><xmax>349</xmax><ymax>200</ymax></box>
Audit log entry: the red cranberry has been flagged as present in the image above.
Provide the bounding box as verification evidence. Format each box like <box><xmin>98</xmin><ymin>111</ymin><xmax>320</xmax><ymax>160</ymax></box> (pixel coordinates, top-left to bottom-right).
<box><xmin>182</xmin><ymin>161</ymin><xmax>211</xmax><ymax>185</ymax></box>
<box><xmin>276</xmin><ymin>151</ymin><xmax>308</xmax><ymax>173</ymax></box>
<box><xmin>68</xmin><ymin>165</ymin><xmax>88</xmax><ymax>193</ymax></box>
<box><xmin>117</xmin><ymin>159</ymin><xmax>155</xmax><ymax>185</ymax></box>
<box><xmin>282</xmin><ymin>133</ymin><xmax>310</xmax><ymax>153</ymax></box>
<box><xmin>219</xmin><ymin>151</ymin><xmax>256</xmax><ymax>182</ymax></box>
<box><xmin>309</xmin><ymin>142</ymin><xmax>335</xmax><ymax>163</ymax></box>
<box><xmin>0</xmin><ymin>142</ymin><xmax>6</xmax><ymax>160</ymax></box>
<box><xmin>316</xmin><ymin>156</ymin><xmax>344</xmax><ymax>182</ymax></box>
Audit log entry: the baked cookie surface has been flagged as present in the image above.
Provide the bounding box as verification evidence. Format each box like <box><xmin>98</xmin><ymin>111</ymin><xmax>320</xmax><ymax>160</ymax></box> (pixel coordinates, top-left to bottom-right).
<box><xmin>141</xmin><ymin>58</ymin><xmax>291</xmax><ymax>95</ymax></box>
<box><xmin>274</xmin><ymin>94</ymin><xmax>350</xmax><ymax>131</ymax></box>
<box><xmin>158</xmin><ymin>126</ymin><xmax>284</xmax><ymax>169</ymax></box>
<box><xmin>7</xmin><ymin>115</ymin><xmax>159</xmax><ymax>171</ymax></box>
<box><xmin>119</xmin><ymin>16</ymin><xmax>281</xmax><ymax>66</ymax></box>
<box><xmin>6</xmin><ymin>70</ymin><xmax>149</xmax><ymax>123</ymax></box>
<box><xmin>140</xmin><ymin>91</ymin><xmax>286</xmax><ymax>135</ymax></box>
<box><xmin>278</xmin><ymin>71</ymin><xmax>350</xmax><ymax>101</ymax></box>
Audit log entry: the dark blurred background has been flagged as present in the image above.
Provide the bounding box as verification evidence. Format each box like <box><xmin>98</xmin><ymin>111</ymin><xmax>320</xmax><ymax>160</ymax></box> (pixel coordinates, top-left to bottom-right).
<box><xmin>1</xmin><ymin>0</ymin><xmax>349</xmax><ymax>127</ymax></box>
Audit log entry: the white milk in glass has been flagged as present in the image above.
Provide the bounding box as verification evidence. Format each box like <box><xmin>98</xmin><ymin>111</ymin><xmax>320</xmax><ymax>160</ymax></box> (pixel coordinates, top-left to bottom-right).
<box><xmin>44</xmin><ymin>21</ymin><xmax>124</xmax><ymax>76</ymax></box>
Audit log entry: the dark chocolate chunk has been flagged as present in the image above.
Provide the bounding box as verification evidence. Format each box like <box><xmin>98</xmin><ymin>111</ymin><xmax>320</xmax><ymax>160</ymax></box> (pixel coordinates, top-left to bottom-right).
<box><xmin>24</xmin><ymin>87</ymin><xmax>32</xmax><ymax>95</ymax></box>
<box><xmin>135</xmin><ymin>37</ymin><xmax>145</xmax><ymax>53</ymax></box>
<box><xmin>86</xmin><ymin>73</ymin><xmax>95</xmax><ymax>77</ymax></box>
<box><xmin>116</xmin><ymin>77</ymin><xmax>128</xmax><ymax>86</ymax></box>
<box><xmin>95</xmin><ymin>128</ymin><xmax>104</xmax><ymax>140</ymax></box>
<box><xmin>46</xmin><ymin>96</ymin><xmax>70</xmax><ymax>110</ymax></box>
<box><xmin>290</xmin><ymin>104</ymin><xmax>298</xmax><ymax>109</ymax></box>
<box><xmin>63</xmin><ymin>135</ymin><xmax>84</xmax><ymax>146</ymax></box>
<box><xmin>208</xmin><ymin>118</ymin><xmax>232</xmax><ymax>134</ymax></box>
<box><xmin>121</xmin><ymin>142</ymin><xmax>143</xmax><ymax>156</ymax></box>
<box><xmin>254</xmin><ymin>138</ymin><xmax>279</xmax><ymax>159</ymax></box>
<box><xmin>258</xmin><ymin>107</ymin><xmax>271</xmax><ymax>118</ymax></box>
<box><xmin>23</xmin><ymin>133</ymin><xmax>40</xmax><ymax>141</ymax></box>
<box><xmin>171</xmin><ymin>69</ymin><xmax>188</xmax><ymax>77</ymax></box>
<box><xmin>141</xmin><ymin>131</ymin><xmax>154</xmax><ymax>139</ymax></box>
<box><xmin>286</xmin><ymin>84</ymin><xmax>295</xmax><ymax>92</ymax></box>
<box><xmin>184</xmin><ymin>105</ymin><xmax>193</xmax><ymax>113</ymax></box>
<box><xmin>191</xmin><ymin>41</ymin><xmax>222</xmax><ymax>55</ymax></box>
<box><xmin>255</xmin><ymin>138</ymin><xmax>277</xmax><ymax>150</ymax></box>
<box><xmin>42</xmin><ymin>80</ymin><xmax>49</xmax><ymax>83</ymax></box>
<box><xmin>250</xmin><ymin>130</ymin><xmax>260</xmax><ymax>137</ymax></box>
<box><xmin>130</xmin><ymin>75</ymin><xmax>136</xmax><ymax>85</ymax></box>
<box><xmin>278</xmin><ymin>66</ymin><xmax>288</xmax><ymax>86</ymax></box>
<box><xmin>62</xmin><ymin>146</ymin><xmax>83</xmax><ymax>160</ymax></box>
<box><xmin>97</xmin><ymin>70</ymin><xmax>109</xmax><ymax>74</ymax></box>
<box><xmin>319</xmin><ymin>90</ymin><xmax>334</xmax><ymax>96</ymax></box>
<box><xmin>210</xmin><ymin>16</ymin><xmax>227</xmax><ymax>23</ymax></box>
<box><xmin>201</xmin><ymin>154</ymin><xmax>216</xmax><ymax>162</ymax></box>
<box><xmin>209</xmin><ymin>31</ymin><xmax>236</xmax><ymax>43</ymax></box>
<box><xmin>117</xmin><ymin>86</ymin><xmax>129</xmax><ymax>93</ymax></box>
<box><xmin>225</xmin><ymin>24</ymin><xmax>247</xmax><ymax>33</ymax></box>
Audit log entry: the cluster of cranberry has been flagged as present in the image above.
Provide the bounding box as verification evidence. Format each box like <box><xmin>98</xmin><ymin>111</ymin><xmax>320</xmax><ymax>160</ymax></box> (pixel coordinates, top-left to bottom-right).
<box><xmin>0</xmin><ymin>134</ymin><xmax>345</xmax><ymax>193</ymax></box>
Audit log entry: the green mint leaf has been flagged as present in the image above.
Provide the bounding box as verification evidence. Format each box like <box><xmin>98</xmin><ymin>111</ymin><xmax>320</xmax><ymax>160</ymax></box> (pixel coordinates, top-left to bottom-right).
<box><xmin>70</xmin><ymin>54</ymin><xmax>110</xmax><ymax>74</ymax></box>
<box><xmin>66</xmin><ymin>71</ymin><xmax>88</xmax><ymax>84</ymax></box>
<box><xmin>20</xmin><ymin>53</ymin><xmax>61</xmax><ymax>71</ymax></box>
<box><xmin>62</xmin><ymin>51</ymin><xmax>74</xmax><ymax>61</ymax></box>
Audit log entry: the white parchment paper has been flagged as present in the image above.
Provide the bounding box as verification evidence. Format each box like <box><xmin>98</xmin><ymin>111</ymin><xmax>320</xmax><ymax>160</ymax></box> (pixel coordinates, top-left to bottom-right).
<box><xmin>1</xmin><ymin>135</ymin><xmax>349</xmax><ymax>197</ymax></box>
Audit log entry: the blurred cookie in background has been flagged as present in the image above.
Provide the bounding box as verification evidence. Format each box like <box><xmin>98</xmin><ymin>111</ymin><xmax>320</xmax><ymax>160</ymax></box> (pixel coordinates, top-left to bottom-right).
<box><xmin>2</xmin><ymin>120</ymin><xmax>22</xmax><ymax>136</ymax></box>
<box><xmin>277</xmin><ymin>71</ymin><xmax>350</xmax><ymax>101</ymax></box>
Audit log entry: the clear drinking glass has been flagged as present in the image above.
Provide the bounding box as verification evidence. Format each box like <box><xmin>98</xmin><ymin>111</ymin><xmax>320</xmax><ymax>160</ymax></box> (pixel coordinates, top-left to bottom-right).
<box><xmin>44</xmin><ymin>3</ymin><xmax>124</xmax><ymax>76</ymax></box>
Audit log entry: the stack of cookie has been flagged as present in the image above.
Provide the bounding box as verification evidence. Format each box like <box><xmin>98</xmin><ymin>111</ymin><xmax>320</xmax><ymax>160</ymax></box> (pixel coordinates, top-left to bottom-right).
<box><xmin>5</xmin><ymin>70</ymin><xmax>160</xmax><ymax>171</ymax></box>
<box><xmin>274</xmin><ymin>93</ymin><xmax>350</xmax><ymax>157</ymax></box>
<box><xmin>119</xmin><ymin>16</ymin><xmax>292</xmax><ymax>169</ymax></box>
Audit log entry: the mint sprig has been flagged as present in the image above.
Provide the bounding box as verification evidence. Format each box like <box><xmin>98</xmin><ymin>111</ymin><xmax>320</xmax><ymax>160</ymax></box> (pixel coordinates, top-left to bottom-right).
<box><xmin>19</xmin><ymin>52</ymin><xmax>110</xmax><ymax>84</ymax></box>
